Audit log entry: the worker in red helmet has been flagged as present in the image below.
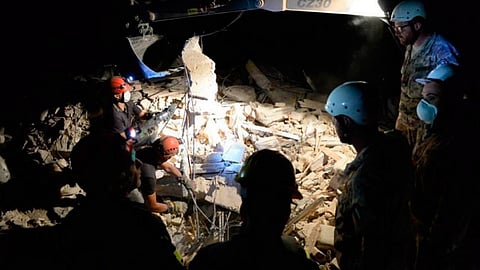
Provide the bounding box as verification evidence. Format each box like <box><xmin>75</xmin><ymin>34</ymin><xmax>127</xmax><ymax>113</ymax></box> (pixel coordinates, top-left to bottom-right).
<box><xmin>134</xmin><ymin>135</ymin><xmax>183</xmax><ymax>213</ymax></box>
<box><xmin>107</xmin><ymin>76</ymin><xmax>148</xmax><ymax>140</ymax></box>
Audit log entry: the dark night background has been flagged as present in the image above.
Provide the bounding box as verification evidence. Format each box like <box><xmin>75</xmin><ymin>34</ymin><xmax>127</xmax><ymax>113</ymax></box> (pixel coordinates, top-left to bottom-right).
<box><xmin>2</xmin><ymin>0</ymin><xmax>477</xmax><ymax>129</ymax></box>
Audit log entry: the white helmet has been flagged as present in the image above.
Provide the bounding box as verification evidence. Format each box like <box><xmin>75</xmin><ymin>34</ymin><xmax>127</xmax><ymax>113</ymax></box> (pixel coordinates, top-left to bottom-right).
<box><xmin>390</xmin><ymin>0</ymin><xmax>426</xmax><ymax>22</ymax></box>
<box><xmin>415</xmin><ymin>64</ymin><xmax>457</xmax><ymax>85</ymax></box>
<box><xmin>324</xmin><ymin>81</ymin><xmax>370</xmax><ymax>126</ymax></box>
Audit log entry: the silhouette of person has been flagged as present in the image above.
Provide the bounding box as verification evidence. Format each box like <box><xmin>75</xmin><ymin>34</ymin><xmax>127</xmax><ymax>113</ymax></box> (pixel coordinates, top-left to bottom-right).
<box><xmin>188</xmin><ymin>148</ymin><xmax>318</xmax><ymax>270</ymax></box>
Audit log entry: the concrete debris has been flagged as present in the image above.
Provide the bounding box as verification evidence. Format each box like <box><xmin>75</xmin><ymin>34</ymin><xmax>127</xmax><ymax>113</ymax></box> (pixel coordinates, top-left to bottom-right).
<box><xmin>0</xmin><ymin>155</ymin><xmax>11</xmax><ymax>184</ymax></box>
<box><xmin>0</xmin><ymin>56</ymin><xmax>357</xmax><ymax>268</ymax></box>
<box><xmin>59</xmin><ymin>183</ymin><xmax>86</xmax><ymax>199</ymax></box>
<box><xmin>220</xmin><ymin>85</ymin><xmax>257</xmax><ymax>102</ymax></box>
<box><xmin>1</xmin><ymin>209</ymin><xmax>55</xmax><ymax>228</ymax></box>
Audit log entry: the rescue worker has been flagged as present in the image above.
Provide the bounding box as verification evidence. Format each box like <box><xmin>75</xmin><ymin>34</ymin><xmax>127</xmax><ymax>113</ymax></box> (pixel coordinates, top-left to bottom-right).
<box><xmin>53</xmin><ymin>132</ymin><xmax>185</xmax><ymax>269</ymax></box>
<box><xmin>107</xmin><ymin>76</ymin><xmax>148</xmax><ymax>140</ymax></box>
<box><xmin>135</xmin><ymin>135</ymin><xmax>183</xmax><ymax>213</ymax></box>
<box><xmin>411</xmin><ymin>64</ymin><xmax>479</xmax><ymax>270</ymax></box>
<box><xmin>324</xmin><ymin>81</ymin><xmax>415</xmax><ymax>270</ymax></box>
<box><xmin>188</xmin><ymin>148</ymin><xmax>318</xmax><ymax>270</ymax></box>
<box><xmin>390</xmin><ymin>0</ymin><xmax>460</xmax><ymax>149</ymax></box>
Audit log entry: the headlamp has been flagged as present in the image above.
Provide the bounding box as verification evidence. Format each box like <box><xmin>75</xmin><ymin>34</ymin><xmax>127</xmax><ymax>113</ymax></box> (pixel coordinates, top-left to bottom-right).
<box><xmin>125</xmin><ymin>127</ymin><xmax>139</xmax><ymax>141</ymax></box>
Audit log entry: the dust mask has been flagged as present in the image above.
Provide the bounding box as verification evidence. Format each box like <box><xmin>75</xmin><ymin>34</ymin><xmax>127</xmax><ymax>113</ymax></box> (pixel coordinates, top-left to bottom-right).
<box><xmin>122</xmin><ymin>91</ymin><xmax>131</xmax><ymax>103</ymax></box>
<box><xmin>416</xmin><ymin>99</ymin><xmax>438</xmax><ymax>124</ymax></box>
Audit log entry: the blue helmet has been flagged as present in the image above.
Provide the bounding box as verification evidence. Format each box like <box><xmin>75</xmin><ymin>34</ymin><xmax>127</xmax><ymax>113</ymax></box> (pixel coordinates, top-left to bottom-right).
<box><xmin>324</xmin><ymin>81</ymin><xmax>371</xmax><ymax>126</ymax></box>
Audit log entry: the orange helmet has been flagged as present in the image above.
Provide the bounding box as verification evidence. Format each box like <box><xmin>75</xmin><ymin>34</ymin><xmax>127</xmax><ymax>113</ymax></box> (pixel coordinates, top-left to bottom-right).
<box><xmin>157</xmin><ymin>136</ymin><xmax>179</xmax><ymax>155</ymax></box>
<box><xmin>111</xmin><ymin>76</ymin><xmax>132</xmax><ymax>94</ymax></box>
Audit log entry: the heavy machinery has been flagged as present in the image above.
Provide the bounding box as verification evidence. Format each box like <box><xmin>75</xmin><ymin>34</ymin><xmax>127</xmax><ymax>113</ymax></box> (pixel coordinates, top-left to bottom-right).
<box><xmin>139</xmin><ymin>0</ymin><xmax>387</xmax><ymax>22</ymax></box>
<box><xmin>123</xmin><ymin>0</ymin><xmax>390</xmax><ymax>82</ymax></box>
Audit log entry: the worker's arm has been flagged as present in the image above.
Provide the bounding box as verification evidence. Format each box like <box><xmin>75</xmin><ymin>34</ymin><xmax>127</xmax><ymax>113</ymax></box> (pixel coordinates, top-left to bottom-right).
<box><xmin>160</xmin><ymin>161</ymin><xmax>182</xmax><ymax>178</ymax></box>
<box><xmin>144</xmin><ymin>193</ymin><xmax>170</xmax><ymax>213</ymax></box>
<box><xmin>160</xmin><ymin>158</ymin><xmax>196</xmax><ymax>191</ymax></box>
<box><xmin>138</xmin><ymin>109</ymin><xmax>148</xmax><ymax>118</ymax></box>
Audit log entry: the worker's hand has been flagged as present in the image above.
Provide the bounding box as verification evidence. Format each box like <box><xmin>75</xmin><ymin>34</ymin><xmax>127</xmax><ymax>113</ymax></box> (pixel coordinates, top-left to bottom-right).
<box><xmin>144</xmin><ymin>112</ymin><xmax>154</xmax><ymax>120</ymax></box>
<box><xmin>177</xmin><ymin>177</ymin><xmax>195</xmax><ymax>191</ymax></box>
<box><xmin>176</xmin><ymin>177</ymin><xmax>188</xmax><ymax>189</ymax></box>
<box><xmin>165</xmin><ymin>200</ymin><xmax>188</xmax><ymax>215</ymax></box>
<box><xmin>187</xmin><ymin>179</ymin><xmax>196</xmax><ymax>191</ymax></box>
<box><xmin>166</xmin><ymin>201</ymin><xmax>175</xmax><ymax>213</ymax></box>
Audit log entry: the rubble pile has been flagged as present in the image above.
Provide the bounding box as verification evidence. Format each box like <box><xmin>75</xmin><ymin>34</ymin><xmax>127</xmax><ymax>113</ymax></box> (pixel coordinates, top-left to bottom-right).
<box><xmin>0</xmin><ymin>37</ymin><xmax>356</xmax><ymax>267</ymax></box>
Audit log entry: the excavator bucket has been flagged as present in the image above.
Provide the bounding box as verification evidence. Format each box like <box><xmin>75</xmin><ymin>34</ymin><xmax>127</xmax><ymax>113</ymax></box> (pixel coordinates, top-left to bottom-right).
<box><xmin>126</xmin><ymin>33</ymin><xmax>171</xmax><ymax>80</ymax></box>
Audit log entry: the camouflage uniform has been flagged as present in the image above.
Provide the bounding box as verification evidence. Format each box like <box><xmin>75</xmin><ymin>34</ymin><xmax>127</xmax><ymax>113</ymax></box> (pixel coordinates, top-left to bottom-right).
<box><xmin>396</xmin><ymin>33</ymin><xmax>459</xmax><ymax>147</ymax></box>
<box><xmin>334</xmin><ymin>131</ymin><xmax>416</xmax><ymax>270</ymax></box>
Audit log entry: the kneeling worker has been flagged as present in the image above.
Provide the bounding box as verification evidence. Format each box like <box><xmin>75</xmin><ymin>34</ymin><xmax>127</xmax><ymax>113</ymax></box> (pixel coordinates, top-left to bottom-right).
<box><xmin>136</xmin><ymin>135</ymin><xmax>183</xmax><ymax>213</ymax></box>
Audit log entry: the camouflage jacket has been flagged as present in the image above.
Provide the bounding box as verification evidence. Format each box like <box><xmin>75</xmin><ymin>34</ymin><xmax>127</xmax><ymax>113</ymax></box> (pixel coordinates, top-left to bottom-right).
<box><xmin>334</xmin><ymin>131</ymin><xmax>415</xmax><ymax>270</ymax></box>
<box><xmin>397</xmin><ymin>33</ymin><xmax>460</xmax><ymax>130</ymax></box>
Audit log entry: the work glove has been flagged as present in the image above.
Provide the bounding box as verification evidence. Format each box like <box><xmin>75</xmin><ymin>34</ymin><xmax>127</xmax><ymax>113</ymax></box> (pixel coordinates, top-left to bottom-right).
<box><xmin>165</xmin><ymin>201</ymin><xmax>175</xmax><ymax>213</ymax></box>
<box><xmin>177</xmin><ymin>177</ymin><xmax>195</xmax><ymax>191</ymax></box>
<box><xmin>165</xmin><ymin>200</ymin><xmax>188</xmax><ymax>215</ymax></box>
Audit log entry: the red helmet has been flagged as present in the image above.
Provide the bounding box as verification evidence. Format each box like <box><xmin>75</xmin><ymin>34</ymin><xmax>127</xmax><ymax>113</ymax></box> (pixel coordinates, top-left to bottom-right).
<box><xmin>159</xmin><ymin>136</ymin><xmax>179</xmax><ymax>155</ymax></box>
<box><xmin>111</xmin><ymin>76</ymin><xmax>132</xmax><ymax>94</ymax></box>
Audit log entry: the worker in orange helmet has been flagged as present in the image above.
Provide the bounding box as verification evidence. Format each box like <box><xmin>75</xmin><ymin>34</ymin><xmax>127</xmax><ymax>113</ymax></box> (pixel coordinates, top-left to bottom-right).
<box><xmin>107</xmin><ymin>76</ymin><xmax>148</xmax><ymax>140</ymax></box>
<box><xmin>134</xmin><ymin>135</ymin><xmax>184</xmax><ymax>213</ymax></box>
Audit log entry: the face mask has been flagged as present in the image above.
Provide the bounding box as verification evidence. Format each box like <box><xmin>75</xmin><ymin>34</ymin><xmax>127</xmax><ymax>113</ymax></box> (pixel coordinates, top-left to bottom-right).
<box><xmin>122</xmin><ymin>91</ymin><xmax>131</xmax><ymax>103</ymax></box>
<box><xmin>416</xmin><ymin>99</ymin><xmax>438</xmax><ymax>124</ymax></box>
